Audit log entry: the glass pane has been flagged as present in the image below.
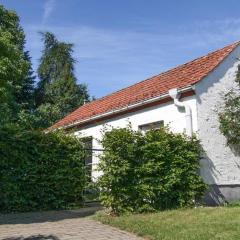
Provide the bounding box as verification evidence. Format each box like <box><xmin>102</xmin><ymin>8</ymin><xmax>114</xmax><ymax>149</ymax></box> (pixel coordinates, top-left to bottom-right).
<box><xmin>139</xmin><ymin>120</ymin><xmax>164</xmax><ymax>132</ymax></box>
<box><xmin>81</xmin><ymin>137</ymin><xmax>93</xmax><ymax>165</ymax></box>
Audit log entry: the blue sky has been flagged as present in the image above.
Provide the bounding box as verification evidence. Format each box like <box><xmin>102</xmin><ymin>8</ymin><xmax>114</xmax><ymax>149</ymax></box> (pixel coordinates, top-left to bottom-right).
<box><xmin>1</xmin><ymin>0</ymin><xmax>240</xmax><ymax>98</ymax></box>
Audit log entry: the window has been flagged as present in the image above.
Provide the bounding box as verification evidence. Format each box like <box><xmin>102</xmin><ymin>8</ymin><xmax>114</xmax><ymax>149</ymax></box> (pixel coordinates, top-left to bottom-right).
<box><xmin>82</xmin><ymin>136</ymin><xmax>93</xmax><ymax>165</ymax></box>
<box><xmin>138</xmin><ymin>120</ymin><xmax>164</xmax><ymax>132</ymax></box>
<box><xmin>82</xmin><ymin>136</ymin><xmax>93</xmax><ymax>181</ymax></box>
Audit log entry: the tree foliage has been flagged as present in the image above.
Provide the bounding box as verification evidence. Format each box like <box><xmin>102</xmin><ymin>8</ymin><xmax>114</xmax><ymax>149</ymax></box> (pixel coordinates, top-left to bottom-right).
<box><xmin>0</xmin><ymin>124</ymin><xmax>86</xmax><ymax>213</ymax></box>
<box><xmin>0</xmin><ymin>4</ymin><xmax>35</xmax><ymax>122</ymax></box>
<box><xmin>219</xmin><ymin>65</ymin><xmax>240</xmax><ymax>147</ymax></box>
<box><xmin>98</xmin><ymin>127</ymin><xmax>206</xmax><ymax>214</ymax></box>
<box><xmin>0</xmin><ymin>5</ymin><xmax>90</xmax><ymax>130</ymax></box>
<box><xmin>35</xmin><ymin>32</ymin><xmax>89</xmax><ymax>128</ymax></box>
<box><xmin>0</xmin><ymin>5</ymin><xmax>88</xmax><ymax>213</ymax></box>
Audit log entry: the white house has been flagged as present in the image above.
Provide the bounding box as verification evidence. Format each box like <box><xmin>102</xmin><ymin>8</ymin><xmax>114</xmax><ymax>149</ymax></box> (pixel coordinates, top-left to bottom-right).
<box><xmin>50</xmin><ymin>41</ymin><xmax>240</xmax><ymax>205</ymax></box>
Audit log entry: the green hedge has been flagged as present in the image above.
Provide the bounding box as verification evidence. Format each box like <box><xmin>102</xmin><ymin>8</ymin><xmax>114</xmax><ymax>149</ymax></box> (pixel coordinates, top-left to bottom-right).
<box><xmin>0</xmin><ymin>125</ymin><xmax>86</xmax><ymax>213</ymax></box>
<box><xmin>98</xmin><ymin>127</ymin><xmax>206</xmax><ymax>214</ymax></box>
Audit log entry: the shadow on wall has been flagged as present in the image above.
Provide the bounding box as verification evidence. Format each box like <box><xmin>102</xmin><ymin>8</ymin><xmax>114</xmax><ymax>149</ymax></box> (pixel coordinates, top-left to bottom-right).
<box><xmin>203</xmin><ymin>183</ymin><xmax>240</xmax><ymax>206</ymax></box>
<box><xmin>200</xmin><ymin>151</ymin><xmax>240</xmax><ymax>206</ymax></box>
<box><xmin>200</xmin><ymin>154</ymin><xmax>227</xmax><ymax>205</ymax></box>
<box><xmin>3</xmin><ymin>235</ymin><xmax>59</xmax><ymax>240</ymax></box>
<box><xmin>230</xmin><ymin>144</ymin><xmax>240</xmax><ymax>158</ymax></box>
<box><xmin>203</xmin><ymin>184</ymin><xmax>228</xmax><ymax>206</ymax></box>
<box><xmin>201</xmin><ymin>152</ymin><xmax>240</xmax><ymax>206</ymax></box>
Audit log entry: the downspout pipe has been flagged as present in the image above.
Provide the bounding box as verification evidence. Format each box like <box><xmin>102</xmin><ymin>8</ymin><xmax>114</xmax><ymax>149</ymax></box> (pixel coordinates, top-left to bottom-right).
<box><xmin>168</xmin><ymin>88</ymin><xmax>193</xmax><ymax>137</ymax></box>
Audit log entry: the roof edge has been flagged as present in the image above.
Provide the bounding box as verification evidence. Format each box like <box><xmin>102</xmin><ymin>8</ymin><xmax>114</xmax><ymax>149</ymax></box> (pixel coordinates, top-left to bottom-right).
<box><xmin>49</xmin><ymin>85</ymin><xmax>194</xmax><ymax>132</ymax></box>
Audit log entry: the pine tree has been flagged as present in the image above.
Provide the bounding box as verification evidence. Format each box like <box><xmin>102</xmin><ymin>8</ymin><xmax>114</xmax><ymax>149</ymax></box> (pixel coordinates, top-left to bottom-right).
<box><xmin>35</xmin><ymin>32</ymin><xmax>89</xmax><ymax>127</ymax></box>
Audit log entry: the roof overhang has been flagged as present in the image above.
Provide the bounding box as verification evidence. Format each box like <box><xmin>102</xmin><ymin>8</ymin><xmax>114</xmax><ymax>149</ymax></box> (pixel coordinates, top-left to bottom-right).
<box><xmin>49</xmin><ymin>85</ymin><xmax>195</xmax><ymax>132</ymax></box>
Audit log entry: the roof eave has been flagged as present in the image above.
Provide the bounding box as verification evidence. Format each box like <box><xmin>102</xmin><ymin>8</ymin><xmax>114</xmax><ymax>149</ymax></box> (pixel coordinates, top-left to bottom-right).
<box><xmin>50</xmin><ymin>84</ymin><xmax>195</xmax><ymax>132</ymax></box>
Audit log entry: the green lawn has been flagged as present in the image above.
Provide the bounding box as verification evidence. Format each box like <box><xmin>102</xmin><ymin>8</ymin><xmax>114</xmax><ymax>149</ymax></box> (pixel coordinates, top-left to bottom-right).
<box><xmin>93</xmin><ymin>207</ymin><xmax>240</xmax><ymax>240</ymax></box>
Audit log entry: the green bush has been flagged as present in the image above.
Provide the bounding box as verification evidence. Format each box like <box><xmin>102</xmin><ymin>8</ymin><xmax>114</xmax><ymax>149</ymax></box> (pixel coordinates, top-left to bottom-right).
<box><xmin>0</xmin><ymin>124</ymin><xmax>86</xmax><ymax>213</ymax></box>
<box><xmin>98</xmin><ymin>127</ymin><xmax>206</xmax><ymax>214</ymax></box>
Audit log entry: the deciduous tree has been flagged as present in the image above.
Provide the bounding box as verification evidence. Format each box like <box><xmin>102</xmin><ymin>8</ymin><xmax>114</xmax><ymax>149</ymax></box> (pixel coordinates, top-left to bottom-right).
<box><xmin>0</xmin><ymin>5</ymin><xmax>35</xmax><ymax>124</ymax></box>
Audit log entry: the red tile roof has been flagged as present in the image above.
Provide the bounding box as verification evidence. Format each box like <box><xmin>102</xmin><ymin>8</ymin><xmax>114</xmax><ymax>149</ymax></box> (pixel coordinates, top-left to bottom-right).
<box><xmin>50</xmin><ymin>41</ymin><xmax>239</xmax><ymax>130</ymax></box>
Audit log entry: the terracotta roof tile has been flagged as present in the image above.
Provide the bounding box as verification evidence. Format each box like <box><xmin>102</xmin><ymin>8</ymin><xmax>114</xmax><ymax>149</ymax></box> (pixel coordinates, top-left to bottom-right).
<box><xmin>50</xmin><ymin>41</ymin><xmax>239</xmax><ymax>130</ymax></box>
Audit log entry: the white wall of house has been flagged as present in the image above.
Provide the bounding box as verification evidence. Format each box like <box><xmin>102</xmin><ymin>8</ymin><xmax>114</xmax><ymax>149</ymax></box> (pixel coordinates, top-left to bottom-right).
<box><xmin>195</xmin><ymin>45</ymin><xmax>240</xmax><ymax>193</ymax></box>
<box><xmin>74</xmin><ymin>95</ymin><xmax>198</xmax><ymax>180</ymax></box>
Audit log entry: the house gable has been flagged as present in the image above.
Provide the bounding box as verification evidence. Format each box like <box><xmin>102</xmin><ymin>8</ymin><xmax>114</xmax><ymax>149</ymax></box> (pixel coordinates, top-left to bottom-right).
<box><xmin>195</xmin><ymin>45</ymin><xmax>240</xmax><ymax>185</ymax></box>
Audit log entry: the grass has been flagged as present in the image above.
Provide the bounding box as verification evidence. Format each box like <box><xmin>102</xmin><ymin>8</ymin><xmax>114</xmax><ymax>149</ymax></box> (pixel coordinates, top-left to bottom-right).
<box><xmin>93</xmin><ymin>207</ymin><xmax>240</xmax><ymax>240</ymax></box>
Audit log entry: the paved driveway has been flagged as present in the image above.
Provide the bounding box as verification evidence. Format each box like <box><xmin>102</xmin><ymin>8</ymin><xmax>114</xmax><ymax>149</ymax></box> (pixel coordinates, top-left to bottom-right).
<box><xmin>0</xmin><ymin>207</ymin><xmax>143</xmax><ymax>240</ymax></box>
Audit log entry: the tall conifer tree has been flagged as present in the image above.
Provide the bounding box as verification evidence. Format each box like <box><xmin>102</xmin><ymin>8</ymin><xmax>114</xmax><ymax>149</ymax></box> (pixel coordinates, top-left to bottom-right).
<box><xmin>35</xmin><ymin>32</ymin><xmax>89</xmax><ymax>127</ymax></box>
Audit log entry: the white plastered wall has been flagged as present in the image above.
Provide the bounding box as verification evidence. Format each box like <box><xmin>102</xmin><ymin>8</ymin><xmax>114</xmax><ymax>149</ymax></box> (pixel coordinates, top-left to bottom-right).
<box><xmin>195</xmin><ymin>45</ymin><xmax>240</xmax><ymax>186</ymax></box>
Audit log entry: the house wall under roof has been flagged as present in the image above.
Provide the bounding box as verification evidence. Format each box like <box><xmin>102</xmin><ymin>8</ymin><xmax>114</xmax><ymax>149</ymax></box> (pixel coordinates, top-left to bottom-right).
<box><xmin>195</xmin><ymin>45</ymin><xmax>240</xmax><ymax>205</ymax></box>
<box><xmin>74</xmin><ymin>95</ymin><xmax>198</xmax><ymax>180</ymax></box>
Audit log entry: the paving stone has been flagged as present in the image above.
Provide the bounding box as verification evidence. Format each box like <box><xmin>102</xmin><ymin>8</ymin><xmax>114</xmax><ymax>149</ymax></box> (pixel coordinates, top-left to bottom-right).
<box><xmin>0</xmin><ymin>208</ymin><xmax>143</xmax><ymax>240</ymax></box>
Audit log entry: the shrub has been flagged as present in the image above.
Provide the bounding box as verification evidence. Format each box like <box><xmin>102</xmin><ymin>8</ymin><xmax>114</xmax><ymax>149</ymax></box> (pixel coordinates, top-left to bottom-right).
<box><xmin>97</xmin><ymin>127</ymin><xmax>206</xmax><ymax>214</ymax></box>
<box><xmin>0</xmin><ymin>124</ymin><xmax>86</xmax><ymax>213</ymax></box>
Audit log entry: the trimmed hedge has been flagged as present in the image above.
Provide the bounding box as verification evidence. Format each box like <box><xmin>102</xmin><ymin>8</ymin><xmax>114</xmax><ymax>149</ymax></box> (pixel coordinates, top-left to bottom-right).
<box><xmin>98</xmin><ymin>127</ymin><xmax>206</xmax><ymax>214</ymax></box>
<box><xmin>0</xmin><ymin>125</ymin><xmax>86</xmax><ymax>213</ymax></box>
